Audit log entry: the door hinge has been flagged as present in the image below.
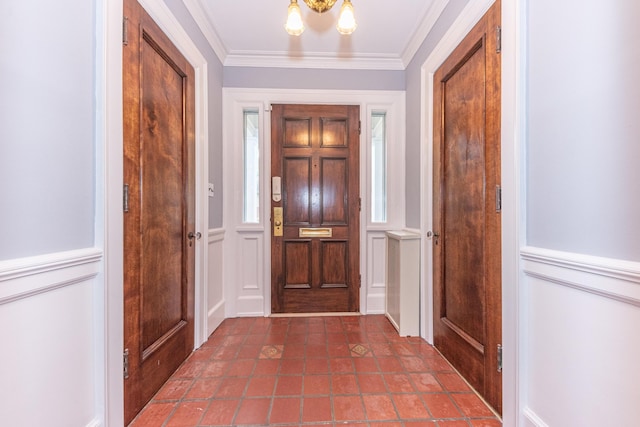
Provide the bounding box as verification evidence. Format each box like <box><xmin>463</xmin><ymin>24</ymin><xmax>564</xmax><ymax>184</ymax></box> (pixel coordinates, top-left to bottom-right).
<box><xmin>497</xmin><ymin>344</ymin><xmax>503</xmax><ymax>373</ymax></box>
<box><xmin>359</xmin><ymin>274</ymin><xmax>362</xmax><ymax>288</ymax></box>
<box><xmin>358</xmin><ymin>197</ymin><xmax>362</xmax><ymax>212</ymax></box>
<box><xmin>123</xmin><ymin>17</ymin><xmax>129</xmax><ymax>46</ymax></box>
<box><xmin>123</xmin><ymin>184</ymin><xmax>130</xmax><ymax>213</ymax></box>
<box><xmin>495</xmin><ymin>185</ymin><xmax>502</xmax><ymax>213</ymax></box>
<box><xmin>358</xmin><ymin>120</ymin><xmax>361</xmax><ymax>135</ymax></box>
<box><xmin>123</xmin><ymin>348</ymin><xmax>130</xmax><ymax>379</ymax></box>
<box><xmin>496</xmin><ymin>25</ymin><xmax>502</xmax><ymax>53</ymax></box>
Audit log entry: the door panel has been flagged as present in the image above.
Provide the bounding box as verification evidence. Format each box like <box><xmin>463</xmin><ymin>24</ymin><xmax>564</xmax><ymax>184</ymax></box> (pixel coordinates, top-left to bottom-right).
<box><xmin>442</xmin><ymin>41</ymin><xmax>486</xmax><ymax>344</ymax></box>
<box><xmin>432</xmin><ymin>0</ymin><xmax>502</xmax><ymax>414</ymax></box>
<box><xmin>123</xmin><ymin>0</ymin><xmax>195</xmax><ymax>423</ymax></box>
<box><xmin>321</xmin><ymin>158</ymin><xmax>348</xmax><ymax>223</ymax></box>
<box><xmin>320</xmin><ymin>241</ymin><xmax>348</xmax><ymax>287</ymax></box>
<box><xmin>283</xmin><ymin>158</ymin><xmax>312</xmax><ymax>224</ymax></box>
<box><xmin>140</xmin><ymin>45</ymin><xmax>186</xmax><ymax>350</ymax></box>
<box><xmin>284</xmin><ymin>241</ymin><xmax>312</xmax><ymax>288</ymax></box>
<box><xmin>272</xmin><ymin>104</ymin><xmax>360</xmax><ymax>313</ymax></box>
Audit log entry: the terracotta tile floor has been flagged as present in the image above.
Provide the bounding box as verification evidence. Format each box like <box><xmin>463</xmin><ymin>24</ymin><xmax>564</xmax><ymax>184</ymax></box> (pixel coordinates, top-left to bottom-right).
<box><xmin>130</xmin><ymin>315</ymin><xmax>502</xmax><ymax>427</ymax></box>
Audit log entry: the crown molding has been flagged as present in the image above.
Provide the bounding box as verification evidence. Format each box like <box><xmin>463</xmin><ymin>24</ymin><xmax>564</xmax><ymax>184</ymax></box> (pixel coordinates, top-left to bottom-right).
<box><xmin>182</xmin><ymin>0</ymin><xmax>228</xmax><ymax>63</ymax></box>
<box><xmin>401</xmin><ymin>0</ymin><xmax>450</xmax><ymax>67</ymax></box>
<box><xmin>223</xmin><ymin>51</ymin><xmax>405</xmax><ymax>70</ymax></box>
<box><xmin>184</xmin><ymin>0</ymin><xmax>449</xmax><ymax>71</ymax></box>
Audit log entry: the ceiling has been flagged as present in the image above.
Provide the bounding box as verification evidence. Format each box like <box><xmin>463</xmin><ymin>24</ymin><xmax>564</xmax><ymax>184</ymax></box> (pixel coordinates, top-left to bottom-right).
<box><xmin>183</xmin><ymin>0</ymin><xmax>448</xmax><ymax>70</ymax></box>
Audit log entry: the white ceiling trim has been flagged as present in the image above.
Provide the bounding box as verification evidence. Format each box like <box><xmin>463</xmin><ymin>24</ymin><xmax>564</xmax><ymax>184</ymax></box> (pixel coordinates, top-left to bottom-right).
<box><xmin>223</xmin><ymin>51</ymin><xmax>405</xmax><ymax>70</ymax></box>
<box><xmin>401</xmin><ymin>0</ymin><xmax>450</xmax><ymax>67</ymax></box>
<box><xmin>182</xmin><ymin>0</ymin><xmax>227</xmax><ymax>62</ymax></box>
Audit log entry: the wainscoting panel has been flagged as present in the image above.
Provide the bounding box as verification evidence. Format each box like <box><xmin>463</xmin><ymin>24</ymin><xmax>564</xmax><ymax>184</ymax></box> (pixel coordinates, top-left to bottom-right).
<box><xmin>521</xmin><ymin>246</ymin><xmax>640</xmax><ymax>426</ymax></box>
<box><xmin>0</xmin><ymin>248</ymin><xmax>102</xmax><ymax>427</ymax></box>
<box><xmin>241</xmin><ymin>234</ymin><xmax>262</xmax><ymax>290</ymax></box>
<box><xmin>236</xmin><ymin>230</ymin><xmax>265</xmax><ymax>316</ymax></box>
<box><xmin>207</xmin><ymin>229</ymin><xmax>225</xmax><ymax>336</ymax></box>
<box><xmin>366</xmin><ymin>231</ymin><xmax>388</xmax><ymax>314</ymax></box>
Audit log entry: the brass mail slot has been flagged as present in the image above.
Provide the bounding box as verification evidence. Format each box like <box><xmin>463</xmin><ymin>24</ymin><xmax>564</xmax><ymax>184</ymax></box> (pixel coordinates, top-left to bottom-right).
<box><xmin>299</xmin><ymin>228</ymin><xmax>333</xmax><ymax>238</ymax></box>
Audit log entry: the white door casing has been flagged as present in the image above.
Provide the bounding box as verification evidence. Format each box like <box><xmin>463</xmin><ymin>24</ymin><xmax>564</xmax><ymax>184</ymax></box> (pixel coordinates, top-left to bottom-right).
<box><xmin>222</xmin><ymin>89</ymin><xmax>406</xmax><ymax>318</ymax></box>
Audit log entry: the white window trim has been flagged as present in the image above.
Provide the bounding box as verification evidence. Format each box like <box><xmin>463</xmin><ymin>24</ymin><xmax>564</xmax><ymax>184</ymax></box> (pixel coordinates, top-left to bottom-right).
<box><xmin>366</xmin><ymin>103</ymin><xmax>405</xmax><ymax>230</ymax></box>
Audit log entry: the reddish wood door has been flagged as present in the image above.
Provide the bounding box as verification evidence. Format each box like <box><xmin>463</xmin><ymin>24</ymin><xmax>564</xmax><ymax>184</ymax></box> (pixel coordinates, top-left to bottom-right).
<box><xmin>123</xmin><ymin>0</ymin><xmax>195</xmax><ymax>423</ymax></box>
<box><xmin>432</xmin><ymin>0</ymin><xmax>502</xmax><ymax>414</ymax></box>
<box><xmin>271</xmin><ymin>104</ymin><xmax>360</xmax><ymax>313</ymax></box>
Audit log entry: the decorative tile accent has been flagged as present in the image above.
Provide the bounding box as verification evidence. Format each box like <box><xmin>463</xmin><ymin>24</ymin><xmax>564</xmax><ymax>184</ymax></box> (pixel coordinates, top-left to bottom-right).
<box><xmin>350</xmin><ymin>343</ymin><xmax>371</xmax><ymax>357</ymax></box>
<box><xmin>260</xmin><ymin>344</ymin><xmax>283</xmax><ymax>359</ymax></box>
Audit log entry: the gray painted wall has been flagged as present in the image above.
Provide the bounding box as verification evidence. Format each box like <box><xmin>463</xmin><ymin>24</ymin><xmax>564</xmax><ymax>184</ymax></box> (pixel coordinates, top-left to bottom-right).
<box><xmin>527</xmin><ymin>0</ymin><xmax>640</xmax><ymax>261</ymax></box>
<box><xmin>224</xmin><ymin>67</ymin><xmax>404</xmax><ymax>91</ymax></box>
<box><xmin>0</xmin><ymin>0</ymin><xmax>96</xmax><ymax>260</ymax></box>
<box><xmin>404</xmin><ymin>0</ymin><xmax>471</xmax><ymax>229</ymax></box>
<box><xmin>164</xmin><ymin>0</ymin><xmax>225</xmax><ymax>229</ymax></box>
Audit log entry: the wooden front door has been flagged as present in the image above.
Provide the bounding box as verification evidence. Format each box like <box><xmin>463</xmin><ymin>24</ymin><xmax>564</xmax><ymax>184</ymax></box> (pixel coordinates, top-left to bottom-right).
<box><xmin>432</xmin><ymin>0</ymin><xmax>502</xmax><ymax>414</ymax></box>
<box><xmin>123</xmin><ymin>0</ymin><xmax>196</xmax><ymax>423</ymax></box>
<box><xmin>271</xmin><ymin>104</ymin><xmax>360</xmax><ymax>313</ymax></box>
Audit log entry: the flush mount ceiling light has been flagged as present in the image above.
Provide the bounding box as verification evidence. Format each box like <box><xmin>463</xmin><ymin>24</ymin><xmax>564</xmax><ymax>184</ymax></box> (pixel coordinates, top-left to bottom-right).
<box><xmin>285</xmin><ymin>0</ymin><xmax>357</xmax><ymax>36</ymax></box>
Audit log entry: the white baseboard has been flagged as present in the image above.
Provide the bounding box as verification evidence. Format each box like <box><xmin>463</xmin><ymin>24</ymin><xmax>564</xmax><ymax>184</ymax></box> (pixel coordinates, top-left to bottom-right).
<box><xmin>237</xmin><ymin>295</ymin><xmax>264</xmax><ymax>316</ymax></box>
<box><xmin>523</xmin><ymin>407</ymin><xmax>549</xmax><ymax>427</ymax></box>
<box><xmin>86</xmin><ymin>418</ymin><xmax>103</xmax><ymax>427</ymax></box>
<box><xmin>366</xmin><ymin>292</ymin><xmax>386</xmax><ymax>314</ymax></box>
<box><xmin>207</xmin><ymin>298</ymin><xmax>225</xmax><ymax>336</ymax></box>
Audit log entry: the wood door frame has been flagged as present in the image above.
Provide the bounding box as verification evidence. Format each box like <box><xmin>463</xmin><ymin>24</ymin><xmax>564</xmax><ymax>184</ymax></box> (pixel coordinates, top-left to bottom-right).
<box><xmin>419</xmin><ymin>0</ymin><xmax>522</xmax><ymax>425</ymax></box>
<box><xmin>100</xmin><ymin>0</ymin><xmax>209</xmax><ymax>423</ymax></box>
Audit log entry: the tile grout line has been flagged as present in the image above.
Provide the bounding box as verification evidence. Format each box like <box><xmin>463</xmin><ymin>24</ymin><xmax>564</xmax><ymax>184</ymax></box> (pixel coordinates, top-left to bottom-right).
<box><xmin>133</xmin><ymin>315</ymin><xmax>501</xmax><ymax>426</ymax></box>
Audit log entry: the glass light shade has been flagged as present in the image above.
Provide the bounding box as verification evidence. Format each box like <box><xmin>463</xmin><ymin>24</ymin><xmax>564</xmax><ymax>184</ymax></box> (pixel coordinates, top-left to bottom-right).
<box><xmin>336</xmin><ymin>0</ymin><xmax>356</xmax><ymax>34</ymax></box>
<box><xmin>285</xmin><ymin>0</ymin><xmax>305</xmax><ymax>36</ymax></box>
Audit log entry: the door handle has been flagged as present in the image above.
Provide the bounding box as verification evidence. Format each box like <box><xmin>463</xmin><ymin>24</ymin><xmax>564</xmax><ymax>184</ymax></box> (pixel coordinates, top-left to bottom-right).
<box><xmin>273</xmin><ymin>207</ymin><xmax>283</xmax><ymax>237</ymax></box>
<box><xmin>187</xmin><ymin>231</ymin><xmax>202</xmax><ymax>246</ymax></box>
<box><xmin>427</xmin><ymin>230</ymin><xmax>440</xmax><ymax>245</ymax></box>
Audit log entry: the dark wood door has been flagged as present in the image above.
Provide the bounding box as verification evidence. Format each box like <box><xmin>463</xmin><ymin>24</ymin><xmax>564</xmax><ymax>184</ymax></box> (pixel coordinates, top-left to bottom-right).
<box><xmin>271</xmin><ymin>104</ymin><xmax>360</xmax><ymax>313</ymax></box>
<box><xmin>123</xmin><ymin>0</ymin><xmax>195</xmax><ymax>423</ymax></box>
<box><xmin>432</xmin><ymin>0</ymin><xmax>502</xmax><ymax>414</ymax></box>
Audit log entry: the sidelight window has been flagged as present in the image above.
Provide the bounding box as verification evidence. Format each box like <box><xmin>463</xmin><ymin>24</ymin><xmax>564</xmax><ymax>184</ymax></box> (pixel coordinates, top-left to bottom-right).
<box><xmin>243</xmin><ymin>110</ymin><xmax>260</xmax><ymax>223</ymax></box>
<box><xmin>371</xmin><ymin>112</ymin><xmax>387</xmax><ymax>222</ymax></box>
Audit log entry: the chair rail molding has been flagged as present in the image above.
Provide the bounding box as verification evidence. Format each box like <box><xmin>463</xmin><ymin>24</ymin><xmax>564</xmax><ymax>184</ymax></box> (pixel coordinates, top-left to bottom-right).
<box><xmin>0</xmin><ymin>247</ymin><xmax>102</xmax><ymax>305</ymax></box>
<box><xmin>521</xmin><ymin>245</ymin><xmax>640</xmax><ymax>306</ymax></box>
